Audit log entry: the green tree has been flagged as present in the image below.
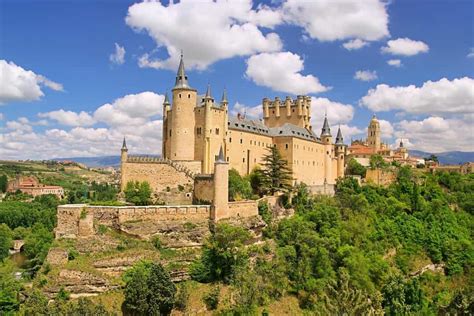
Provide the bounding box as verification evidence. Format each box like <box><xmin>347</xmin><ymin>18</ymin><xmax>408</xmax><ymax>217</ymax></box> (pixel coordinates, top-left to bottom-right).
<box><xmin>191</xmin><ymin>223</ymin><xmax>251</xmax><ymax>283</ymax></box>
<box><xmin>369</xmin><ymin>154</ymin><xmax>388</xmax><ymax>170</ymax></box>
<box><xmin>23</xmin><ymin>223</ymin><xmax>54</xmax><ymax>267</ymax></box>
<box><xmin>124</xmin><ymin>181</ymin><xmax>152</xmax><ymax>205</ymax></box>
<box><xmin>123</xmin><ymin>261</ymin><xmax>176</xmax><ymax>316</ymax></box>
<box><xmin>0</xmin><ymin>175</ymin><xmax>7</xmax><ymax>193</ymax></box>
<box><xmin>346</xmin><ymin>158</ymin><xmax>367</xmax><ymax>177</ymax></box>
<box><xmin>228</xmin><ymin>168</ymin><xmax>252</xmax><ymax>201</ymax></box>
<box><xmin>259</xmin><ymin>146</ymin><xmax>293</xmax><ymax>194</ymax></box>
<box><xmin>0</xmin><ymin>224</ymin><xmax>12</xmax><ymax>262</ymax></box>
<box><xmin>381</xmin><ymin>274</ymin><xmax>425</xmax><ymax>316</ymax></box>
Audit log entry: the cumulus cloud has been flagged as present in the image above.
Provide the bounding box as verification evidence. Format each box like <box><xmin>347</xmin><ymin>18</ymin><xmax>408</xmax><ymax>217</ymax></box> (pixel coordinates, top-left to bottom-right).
<box><xmin>378</xmin><ymin>119</ymin><xmax>394</xmax><ymax>138</ymax></box>
<box><xmin>387</xmin><ymin>59</ymin><xmax>402</xmax><ymax>67</ymax></box>
<box><xmin>126</xmin><ymin>0</ymin><xmax>282</xmax><ymax>70</ymax></box>
<box><xmin>354</xmin><ymin>70</ymin><xmax>377</xmax><ymax>81</ymax></box>
<box><xmin>395</xmin><ymin>116</ymin><xmax>474</xmax><ymax>152</ymax></box>
<box><xmin>109</xmin><ymin>43</ymin><xmax>126</xmax><ymax>65</ymax></box>
<box><xmin>245</xmin><ymin>52</ymin><xmax>329</xmax><ymax>95</ymax></box>
<box><xmin>360</xmin><ymin>77</ymin><xmax>474</xmax><ymax>115</ymax></box>
<box><xmin>39</xmin><ymin>110</ymin><xmax>96</xmax><ymax>127</ymax></box>
<box><xmin>342</xmin><ymin>39</ymin><xmax>369</xmax><ymax>50</ymax></box>
<box><xmin>381</xmin><ymin>38</ymin><xmax>429</xmax><ymax>56</ymax></box>
<box><xmin>282</xmin><ymin>0</ymin><xmax>389</xmax><ymax>42</ymax></box>
<box><xmin>2</xmin><ymin>92</ymin><xmax>166</xmax><ymax>160</ymax></box>
<box><xmin>0</xmin><ymin>60</ymin><xmax>63</xmax><ymax>104</ymax></box>
<box><xmin>310</xmin><ymin>97</ymin><xmax>354</xmax><ymax>130</ymax></box>
<box><xmin>230</xmin><ymin>102</ymin><xmax>262</xmax><ymax>119</ymax></box>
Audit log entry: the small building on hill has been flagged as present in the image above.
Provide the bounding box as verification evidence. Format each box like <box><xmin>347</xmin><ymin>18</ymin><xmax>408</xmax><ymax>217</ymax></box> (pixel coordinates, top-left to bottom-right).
<box><xmin>7</xmin><ymin>175</ymin><xmax>64</xmax><ymax>198</ymax></box>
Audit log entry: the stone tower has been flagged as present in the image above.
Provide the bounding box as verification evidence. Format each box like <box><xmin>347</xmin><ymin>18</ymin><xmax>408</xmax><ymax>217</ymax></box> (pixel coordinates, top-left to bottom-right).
<box><xmin>262</xmin><ymin>95</ymin><xmax>311</xmax><ymax>129</ymax></box>
<box><xmin>202</xmin><ymin>84</ymin><xmax>214</xmax><ymax>173</ymax></box>
<box><xmin>170</xmin><ymin>53</ymin><xmax>197</xmax><ymax>160</ymax></box>
<box><xmin>368</xmin><ymin>114</ymin><xmax>381</xmax><ymax>152</ymax></box>
<box><xmin>335</xmin><ymin>126</ymin><xmax>346</xmax><ymax>179</ymax></box>
<box><xmin>211</xmin><ymin>146</ymin><xmax>229</xmax><ymax>221</ymax></box>
<box><xmin>162</xmin><ymin>92</ymin><xmax>171</xmax><ymax>158</ymax></box>
<box><xmin>120</xmin><ymin>137</ymin><xmax>128</xmax><ymax>191</ymax></box>
<box><xmin>321</xmin><ymin>115</ymin><xmax>333</xmax><ymax>183</ymax></box>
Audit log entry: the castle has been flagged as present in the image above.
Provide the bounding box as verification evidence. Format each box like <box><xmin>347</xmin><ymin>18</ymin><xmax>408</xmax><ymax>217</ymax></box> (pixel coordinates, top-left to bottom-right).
<box><xmin>120</xmin><ymin>53</ymin><xmax>346</xmax><ymax>202</ymax></box>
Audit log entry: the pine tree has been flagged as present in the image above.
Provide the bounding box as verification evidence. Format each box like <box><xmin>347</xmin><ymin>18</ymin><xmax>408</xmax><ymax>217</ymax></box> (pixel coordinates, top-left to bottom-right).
<box><xmin>260</xmin><ymin>146</ymin><xmax>293</xmax><ymax>194</ymax></box>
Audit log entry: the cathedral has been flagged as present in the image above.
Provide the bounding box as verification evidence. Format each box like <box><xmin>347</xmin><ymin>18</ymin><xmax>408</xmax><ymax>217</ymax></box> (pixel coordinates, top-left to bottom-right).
<box><xmin>121</xmin><ymin>54</ymin><xmax>345</xmax><ymax>197</ymax></box>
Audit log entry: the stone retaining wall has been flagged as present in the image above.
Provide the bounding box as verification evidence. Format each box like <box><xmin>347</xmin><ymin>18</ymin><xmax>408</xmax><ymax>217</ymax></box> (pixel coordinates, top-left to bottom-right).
<box><xmin>228</xmin><ymin>200</ymin><xmax>258</xmax><ymax>218</ymax></box>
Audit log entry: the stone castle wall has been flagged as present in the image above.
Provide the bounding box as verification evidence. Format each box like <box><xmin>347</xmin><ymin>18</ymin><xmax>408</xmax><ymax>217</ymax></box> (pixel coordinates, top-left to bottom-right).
<box><xmin>366</xmin><ymin>168</ymin><xmax>396</xmax><ymax>186</ymax></box>
<box><xmin>193</xmin><ymin>175</ymin><xmax>214</xmax><ymax>204</ymax></box>
<box><xmin>228</xmin><ymin>200</ymin><xmax>258</xmax><ymax>218</ymax></box>
<box><xmin>55</xmin><ymin>204</ymin><xmax>210</xmax><ymax>238</ymax></box>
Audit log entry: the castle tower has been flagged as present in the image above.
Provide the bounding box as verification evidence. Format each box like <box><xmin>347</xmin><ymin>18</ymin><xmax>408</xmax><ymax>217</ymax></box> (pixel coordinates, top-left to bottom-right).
<box><xmin>368</xmin><ymin>114</ymin><xmax>381</xmax><ymax>152</ymax></box>
<box><xmin>211</xmin><ymin>146</ymin><xmax>229</xmax><ymax>221</ymax></box>
<box><xmin>399</xmin><ymin>139</ymin><xmax>408</xmax><ymax>159</ymax></box>
<box><xmin>169</xmin><ymin>53</ymin><xmax>197</xmax><ymax>161</ymax></box>
<box><xmin>220</xmin><ymin>88</ymin><xmax>229</xmax><ymax>164</ymax></box>
<box><xmin>162</xmin><ymin>92</ymin><xmax>171</xmax><ymax>158</ymax></box>
<box><xmin>120</xmin><ymin>137</ymin><xmax>128</xmax><ymax>191</ymax></box>
<box><xmin>304</xmin><ymin>96</ymin><xmax>312</xmax><ymax>130</ymax></box>
<box><xmin>321</xmin><ymin>115</ymin><xmax>333</xmax><ymax>183</ymax></box>
<box><xmin>335</xmin><ymin>127</ymin><xmax>346</xmax><ymax>179</ymax></box>
<box><xmin>202</xmin><ymin>84</ymin><xmax>214</xmax><ymax>173</ymax></box>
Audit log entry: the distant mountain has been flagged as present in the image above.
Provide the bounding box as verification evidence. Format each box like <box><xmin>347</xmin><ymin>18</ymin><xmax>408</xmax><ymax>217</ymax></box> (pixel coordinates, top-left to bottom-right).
<box><xmin>409</xmin><ymin>150</ymin><xmax>474</xmax><ymax>165</ymax></box>
<box><xmin>53</xmin><ymin>156</ymin><xmax>121</xmax><ymax>167</ymax></box>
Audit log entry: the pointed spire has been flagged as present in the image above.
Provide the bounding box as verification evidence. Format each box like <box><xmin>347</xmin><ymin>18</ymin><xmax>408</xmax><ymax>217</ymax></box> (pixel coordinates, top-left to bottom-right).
<box><xmin>163</xmin><ymin>91</ymin><xmax>170</xmax><ymax>105</ymax></box>
<box><xmin>335</xmin><ymin>126</ymin><xmax>344</xmax><ymax>145</ymax></box>
<box><xmin>205</xmin><ymin>83</ymin><xmax>212</xmax><ymax>99</ymax></box>
<box><xmin>221</xmin><ymin>87</ymin><xmax>228</xmax><ymax>104</ymax></box>
<box><xmin>173</xmin><ymin>52</ymin><xmax>192</xmax><ymax>89</ymax></box>
<box><xmin>121</xmin><ymin>137</ymin><xmax>127</xmax><ymax>150</ymax></box>
<box><xmin>399</xmin><ymin>139</ymin><xmax>404</xmax><ymax>148</ymax></box>
<box><xmin>321</xmin><ymin>114</ymin><xmax>331</xmax><ymax>137</ymax></box>
<box><xmin>216</xmin><ymin>145</ymin><xmax>225</xmax><ymax>163</ymax></box>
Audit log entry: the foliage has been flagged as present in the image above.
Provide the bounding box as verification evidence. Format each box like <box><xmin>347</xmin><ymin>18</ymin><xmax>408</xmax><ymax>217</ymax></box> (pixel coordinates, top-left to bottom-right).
<box><xmin>0</xmin><ymin>224</ymin><xmax>12</xmax><ymax>262</ymax></box>
<box><xmin>0</xmin><ymin>175</ymin><xmax>7</xmax><ymax>193</ymax></box>
<box><xmin>381</xmin><ymin>274</ymin><xmax>425</xmax><ymax>315</ymax></box>
<box><xmin>346</xmin><ymin>158</ymin><xmax>367</xmax><ymax>177</ymax></box>
<box><xmin>369</xmin><ymin>154</ymin><xmax>389</xmax><ymax>170</ymax></box>
<box><xmin>258</xmin><ymin>200</ymin><xmax>272</xmax><ymax>224</ymax></box>
<box><xmin>124</xmin><ymin>181</ymin><xmax>152</xmax><ymax>206</ymax></box>
<box><xmin>249</xmin><ymin>166</ymin><xmax>265</xmax><ymax>197</ymax></box>
<box><xmin>123</xmin><ymin>261</ymin><xmax>176</xmax><ymax>316</ymax></box>
<box><xmin>202</xmin><ymin>286</ymin><xmax>220</xmax><ymax>310</ymax></box>
<box><xmin>0</xmin><ymin>263</ymin><xmax>22</xmax><ymax>313</ymax></box>
<box><xmin>175</xmin><ymin>282</ymin><xmax>190</xmax><ymax>312</ymax></box>
<box><xmin>191</xmin><ymin>223</ymin><xmax>252</xmax><ymax>283</ymax></box>
<box><xmin>259</xmin><ymin>146</ymin><xmax>293</xmax><ymax>194</ymax></box>
<box><xmin>228</xmin><ymin>168</ymin><xmax>252</xmax><ymax>201</ymax></box>
<box><xmin>23</xmin><ymin>223</ymin><xmax>54</xmax><ymax>269</ymax></box>
<box><xmin>151</xmin><ymin>235</ymin><xmax>162</xmax><ymax>250</ymax></box>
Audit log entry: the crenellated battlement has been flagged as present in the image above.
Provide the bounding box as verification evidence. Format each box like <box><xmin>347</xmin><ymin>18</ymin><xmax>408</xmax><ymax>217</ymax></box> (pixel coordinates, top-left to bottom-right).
<box><xmin>262</xmin><ymin>95</ymin><xmax>312</xmax><ymax>129</ymax></box>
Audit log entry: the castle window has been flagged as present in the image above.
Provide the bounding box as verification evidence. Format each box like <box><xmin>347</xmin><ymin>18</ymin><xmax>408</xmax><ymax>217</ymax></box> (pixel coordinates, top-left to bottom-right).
<box><xmin>179</xmin><ymin>94</ymin><xmax>182</xmax><ymax>98</ymax></box>
<box><xmin>227</xmin><ymin>157</ymin><xmax>229</xmax><ymax>162</ymax></box>
<box><xmin>188</xmin><ymin>94</ymin><xmax>191</xmax><ymax>98</ymax></box>
<box><xmin>292</xmin><ymin>109</ymin><xmax>295</xmax><ymax>112</ymax></box>
<box><xmin>285</xmin><ymin>144</ymin><xmax>288</xmax><ymax>149</ymax></box>
<box><xmin>240</xmin><ymin>139</ymin><xmax>243</xmax><ymax>144</ymax></box>
<box><xmin>243</xmin><ymin>158</ymin><xmax>245</xmax><ymax>162</ymax></box>
<box><xmin>169</xmin><ymin>130</ymin><xmax>172</xmax><ymax>137</ymax></box>
<box><xmin>229</xmin><ymin>138</ymin><xmax>232</xmax><ymax>143</ymax></box>
<box><xmin>272</xmin><ymin>110</ymin><xmax>275</xmax><ymax>114</ymax></box>
<box><xmin>216</xmin><ymin>128</ymin><xmax>219</xmax><ymax>135</ymax></box>
<box><xmin>197</xmin><ymin>127</ymin><xmax>202</xmax><ymax>135</ymax></box>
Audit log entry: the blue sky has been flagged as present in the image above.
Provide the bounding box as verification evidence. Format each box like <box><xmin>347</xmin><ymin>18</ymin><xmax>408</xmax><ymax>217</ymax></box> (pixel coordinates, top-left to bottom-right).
<box><xmin>0</xmin><ymin>0</ymin><xmax>473</xmax><ymax>159</ymax></box>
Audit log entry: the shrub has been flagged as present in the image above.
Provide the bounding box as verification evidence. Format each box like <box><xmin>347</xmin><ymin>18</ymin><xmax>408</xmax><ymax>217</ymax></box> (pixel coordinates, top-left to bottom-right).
<box><xmin>175</xmin><ymin>282</ymin><xmax>190</xmax><ymax>312</ymax></box>
<box><xmin>151</xmin><ymin>235</ymin><xmax>162</xmax><ymax>250</ymax></box>
<box><xmin>68</xmin><ymin>249</ymin><xmax>79</xmax><ymax>261</ymax></box>
<box><xmin>203</xmin><ymin>286</ymin><xmax>220</xmax><ymax>310</ymax></box>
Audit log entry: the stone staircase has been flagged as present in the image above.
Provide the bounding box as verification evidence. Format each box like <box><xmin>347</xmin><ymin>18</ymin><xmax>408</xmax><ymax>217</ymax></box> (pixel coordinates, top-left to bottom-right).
<box><xmin>127</xmin><ymin>156</ymin><xmax>197</xmax><ymax>179</ymax></box>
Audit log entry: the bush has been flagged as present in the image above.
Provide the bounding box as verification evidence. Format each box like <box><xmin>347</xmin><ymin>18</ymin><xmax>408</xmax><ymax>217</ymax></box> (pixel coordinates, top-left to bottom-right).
<box><xmin>203</xmin><ymin>286</ymin><xmax>220</xmax><ymax>310</ymax></box>
<box><xmin>151</xmin><ymin>235</ymin><xmax>162</xmax><ymax>250</ymax></box>
<box><xmin>175</xmin><ymin>282</ymin><xmax>190</xmax><ymax>312</ymax></box>
<box><xmin>228</xmin><ymin>169</ymin><xmax>252</xmax><ymax>201</ymax></box>
<box><xmin>68</xmin><ymin>249</ymin><xmax>79</xmax><ymax>261</ymax></box>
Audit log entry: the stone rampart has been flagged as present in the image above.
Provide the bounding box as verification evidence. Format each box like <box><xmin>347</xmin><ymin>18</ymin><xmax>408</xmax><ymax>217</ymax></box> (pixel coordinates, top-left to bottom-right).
<box><xmin>55</xmin><ymin>204</ymin><xmax>210</xmax><ymax>239</ymax></box>
<box><xmin>228</xmin><ymin>200</ymin><xmax>258</xmax><ymax>218</ymax></box>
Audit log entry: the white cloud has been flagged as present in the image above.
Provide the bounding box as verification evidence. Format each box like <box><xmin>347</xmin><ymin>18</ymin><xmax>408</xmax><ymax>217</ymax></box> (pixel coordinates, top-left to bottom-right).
<box><xmin>231</xmin><ymin>102</ymin><xmax>262</xmax><ymax>119</ymax></box>
<box><xmin>335</xmin><ymin>124</ymin><xmax>364</xmax><ymax>141</ymax></box>
<box><xmin>6</xmin><ymin>120</ymin><xmax>33</xmax><ymax>133</ymax></box>
<box><xmin>360</xmin><ymin>77</ymin><xmax>474</xmax><ymax>115</ymax></box>
<box><xmin>387</xmin><ymin>59</ymin><xmax>402</xmax><ymax>67</ymax></box>
<box><xmin>467</xmin><ymin>48</ymin><xmax>474</xmax><ymax>58</ymax></box>
<box><xmin>381</xmin><ymin>38</ymin><xmax>429</xmax><ymax>56</ymax></box>
<box><xmin>310</xmin><ymin>97</ymin><xmax>354</xmax><ymax>131</ymax></box>
<box><xmin>395</xmin><ymin>116</ymin><xmax>474</xmax><ymax>152</ymax></box>
<box><xmin>109</xmin><ymin>43</ymin><xmax>126</xmax><ymax>65</ymax></box>
<box><xmin>93</xmin><ymin>91</ymin><xmax>164</xmax><ymax>126</ymax></box>
<box><xmin>342</xmin><ymin>39</ymin><xmax>369</xmax><ymax>50</ymax></box>
<box><xmin>0</xmin><ymin>60</ymin><xmax>63</xmax><ymax>104</ymax></box>
<box><xmin>39</xmin><ymin>110</ymin><xmax>96</xmax><ymax>127</ymax></box>
<box><xmin>0</xmin><ymin>113</ymin><xmax>4</xmax><ymax>120</ymax></box>
<box><xmin>126</xmin><ymin>0</ymin><xmax>282</xmax><ymax>70</ymax></box>
<box><xmin>378</xmin><ymin>119</ymin><xmax>394</xmax><ymax>138</ymax></box>
<box><xmin>245</xmin><ymin>52</ymin><xmax>329</xmax><ymax>95</ymax></box>
<box><xmin>282</xmin><ymin>0</ymin><xmax>389</xmax><ymax>42</ymax></box>
<box><xmin>354</xmin><ymin>70</ymin><xmax>377</xmax><ymax>81</ymax></box>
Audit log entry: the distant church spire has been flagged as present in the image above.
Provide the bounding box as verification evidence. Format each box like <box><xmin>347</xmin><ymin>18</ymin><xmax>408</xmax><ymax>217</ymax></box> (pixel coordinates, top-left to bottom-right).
<box><xmin>121</xmin><ymin>137</ymin><xmax>127</xmax><ymax>150</ymax></box>
<box><xmin>335</xmin><ymin>126</ymin><xmax>344</xmax><ymax>145</ymax></box>
<box><xmin>173</xmin><ymin>52</ymin><xmax>192</xmax><ymax>89</ymax></box>
<box><xmin>321</xmin><ymin>114</ymin><xmax>331</xmax><ymax>137</ymax></box>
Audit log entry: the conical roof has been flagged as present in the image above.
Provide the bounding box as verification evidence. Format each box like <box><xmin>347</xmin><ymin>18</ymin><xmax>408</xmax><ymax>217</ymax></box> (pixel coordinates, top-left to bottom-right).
<box><xmin>163</xmin><ymin>92</ymin><xmax>170</xmax><ymax>105</ymax></box>
<box><xmin>321</xmin><ymin>115</ymin><xmax>331</xmax><ymax>137</ymax></box>
<box><xmin>335</xmin><ymin>126</ymin><xmax>344</xmax><ymax>145</ymax></box>
<box><xmin>221</xmin><ymin>88</ymin><xmax>228</xmax><ymax>103</ymax></box>
<box><xmin>173</xmin><ymin>53</ymin><xmax>193</xmax><ymax>90</ymax></box>
<box><xmin>121</xmin><ymin>137</ymin><xmax>127</xmax><ymax>150</ymax></box>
